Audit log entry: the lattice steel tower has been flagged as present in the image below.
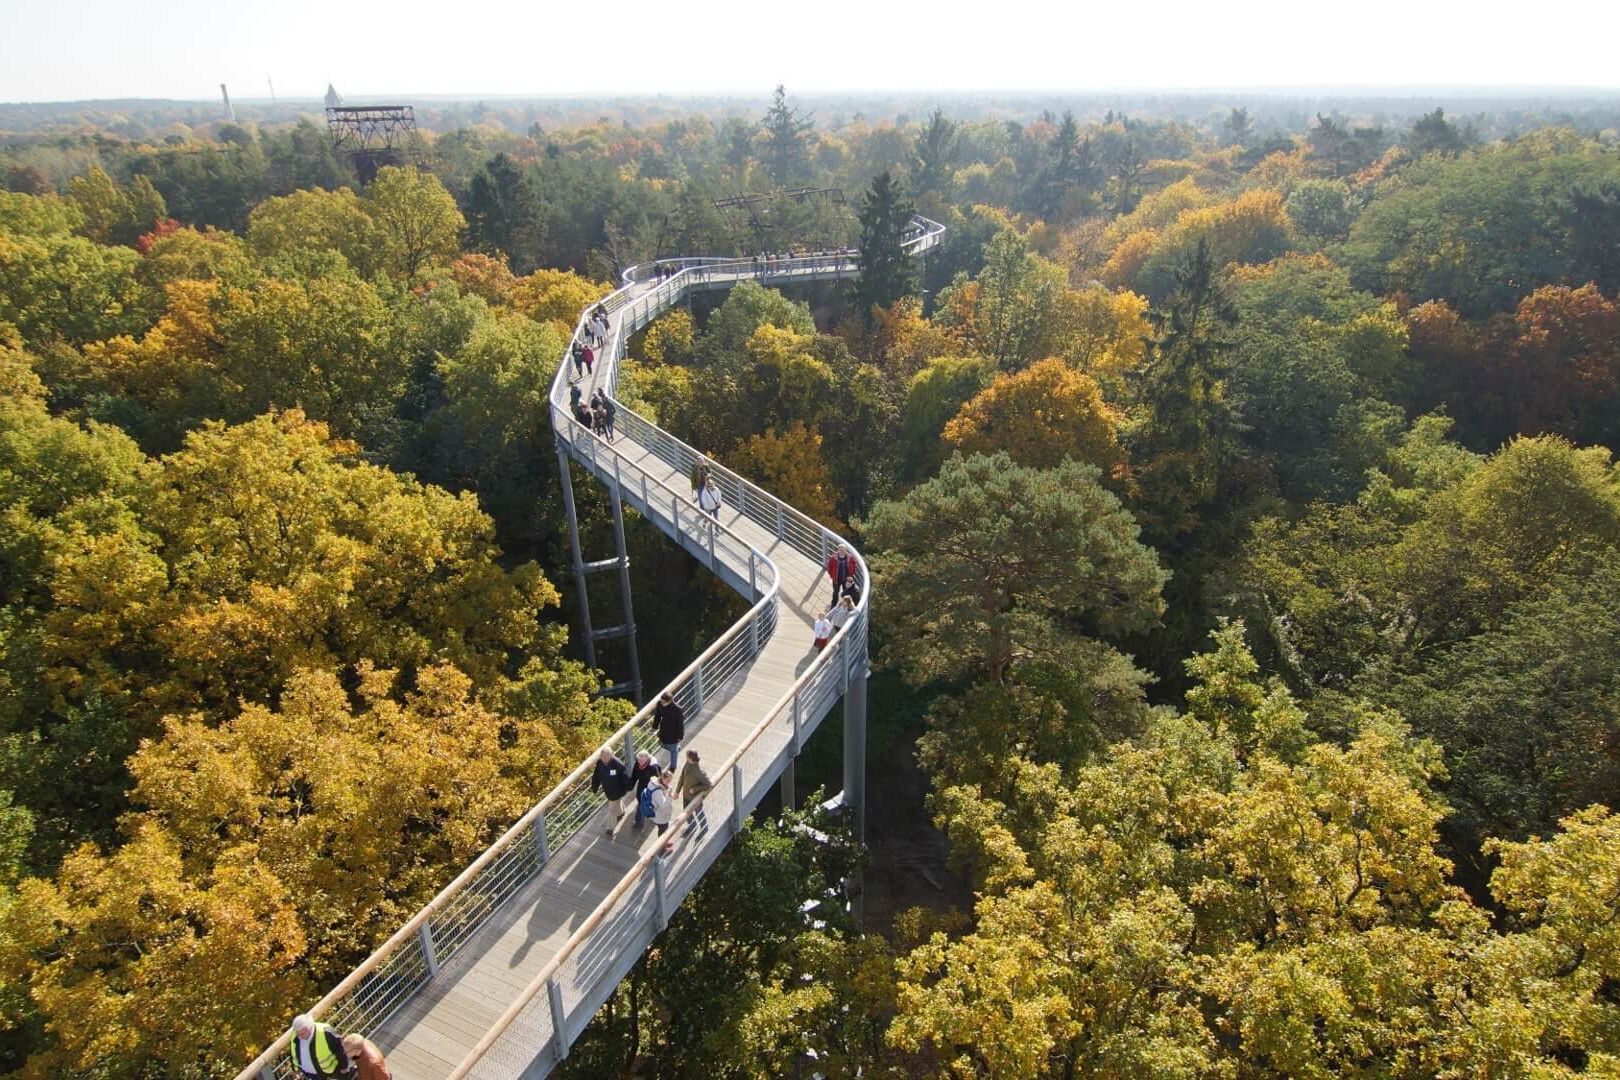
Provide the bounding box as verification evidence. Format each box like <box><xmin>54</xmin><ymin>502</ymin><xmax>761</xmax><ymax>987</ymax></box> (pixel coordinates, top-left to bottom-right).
<box><xmin>326</xmin><ymin>104</ymin><xmax>420</xmax><ymax>183</ymax></box>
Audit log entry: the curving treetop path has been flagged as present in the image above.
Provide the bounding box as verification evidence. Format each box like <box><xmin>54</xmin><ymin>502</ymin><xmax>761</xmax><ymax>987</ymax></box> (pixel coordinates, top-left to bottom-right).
<box><xmin>237</xmin><ymin>219</ymin><xmax>944</xmax><ymax>1080</ymax></box>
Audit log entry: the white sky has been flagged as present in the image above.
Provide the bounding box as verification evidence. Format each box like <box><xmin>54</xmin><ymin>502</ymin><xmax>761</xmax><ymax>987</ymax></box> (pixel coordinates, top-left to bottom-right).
<box><xmin>3</xmin><ymin>0</ymin><xmax>1618</xmax><ymax>102</ymax></box>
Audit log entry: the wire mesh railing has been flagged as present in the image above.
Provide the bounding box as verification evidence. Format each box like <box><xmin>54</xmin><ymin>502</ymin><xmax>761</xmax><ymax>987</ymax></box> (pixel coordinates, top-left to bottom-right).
<box><xmin>238</xmin><ymin>215</ymin><xmax>937</xmax><ymax>1080</ymax></box>
<box><xmin>450</xmin><ymin>619</ymin><xmax>868</xmax><ymax>1078</ymax></box>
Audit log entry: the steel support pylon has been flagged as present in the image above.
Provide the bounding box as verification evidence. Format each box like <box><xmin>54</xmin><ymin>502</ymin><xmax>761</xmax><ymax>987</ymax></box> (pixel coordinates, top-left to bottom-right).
<box><xmin>556</xmin><ymin>443</ymin><xmax>643</xmax><ymax>703</ymax></box>
<box><xmin>842</xmin><ymin>652</ymin><xmax>868</xmax><ymax>843</ymax></box>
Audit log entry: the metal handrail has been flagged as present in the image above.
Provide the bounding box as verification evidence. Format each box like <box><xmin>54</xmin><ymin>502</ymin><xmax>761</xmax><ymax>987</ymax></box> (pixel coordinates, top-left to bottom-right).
<box><xmin>234</xmin><ymin>442</ymin><xmax>783</xmax><ymax>1080</ymax></box>
<box><xmin>237</xmin><ymin>218</ymin><xmax>938</xmax><ymax>1079</ymax></box>
<box><xmin>617</xmin><ymin>213</ymin><xmax>945</xmax><ymax>284</ymax></box>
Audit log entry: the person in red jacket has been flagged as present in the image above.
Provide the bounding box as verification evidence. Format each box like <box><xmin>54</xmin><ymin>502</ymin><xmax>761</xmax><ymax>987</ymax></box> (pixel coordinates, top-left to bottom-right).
<box><xmin>825</xmin><ymin>543</ymin><xmax>855</xmax><ymax>606</ymax></box>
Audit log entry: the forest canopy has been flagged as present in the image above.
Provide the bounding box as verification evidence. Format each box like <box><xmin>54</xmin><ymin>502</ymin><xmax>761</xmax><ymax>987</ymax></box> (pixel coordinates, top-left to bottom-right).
<box><xmin>2</xmin><ymin>89</ymin><xmax>1619</xmax><ymax>1077</ymax></box>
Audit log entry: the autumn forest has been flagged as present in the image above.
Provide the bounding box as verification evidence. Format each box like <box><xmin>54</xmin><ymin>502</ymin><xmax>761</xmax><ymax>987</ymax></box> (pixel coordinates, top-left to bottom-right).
<box><xmin>2</xmin><ymin>87</ymin><xmax>1620</xmax><ymax>1077</ymax></box>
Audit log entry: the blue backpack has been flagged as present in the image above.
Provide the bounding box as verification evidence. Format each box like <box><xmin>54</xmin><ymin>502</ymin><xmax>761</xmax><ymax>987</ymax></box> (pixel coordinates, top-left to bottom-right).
<box><xmin>638</xmin><ymin>784</ymin><xmax>656</xmax><ymax>818</ymax></box>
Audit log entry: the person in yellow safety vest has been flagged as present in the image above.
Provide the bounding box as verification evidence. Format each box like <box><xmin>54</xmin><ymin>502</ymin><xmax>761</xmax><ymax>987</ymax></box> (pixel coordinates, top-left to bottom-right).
<box><xmin>290</xmin><ymin>1013</ymin><xmax>355</xmax><ymax>1078</ymax></box>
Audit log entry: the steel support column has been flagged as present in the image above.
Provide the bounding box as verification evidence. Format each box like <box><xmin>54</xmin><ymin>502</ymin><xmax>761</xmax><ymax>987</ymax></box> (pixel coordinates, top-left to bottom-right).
<box><xmin>609</xmin><ymin>484</ymin><xmax>644</xmax><ymax>705</ymax></box>
<box><xmin>779</xmin><ymin>757</ymin><xmax>796</xmax><ymax>810</ymax></box>
<box><xmin>842</xmin><ymin>638</ymin><xmax>868</xmax><ymax>843</ymax></box>
<box><xmin>556</xmin><ymin>444</ymin><xmax>596</xmax><ymax>668</ymax></box>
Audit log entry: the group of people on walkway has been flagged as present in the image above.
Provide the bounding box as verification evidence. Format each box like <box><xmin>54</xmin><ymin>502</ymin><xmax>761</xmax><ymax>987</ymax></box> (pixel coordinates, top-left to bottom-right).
<box><xmin>814</xmin><ymin>543</ymin><xmax>862</xmax><ymax>650</ymax></box>
<box><xmin>591</xmin><ymin>689</ymin><xmax>714</xmax><ymax>854</ymax></box>
<box><xmin>570</xmin><ymin>384</ymin><xmax>617</xmax><ymax>442</ymax></box>
<box><xmin>289</xmin><ymin>1015</ymin><xmax>389</xmax><ymax>1079</ymax></box>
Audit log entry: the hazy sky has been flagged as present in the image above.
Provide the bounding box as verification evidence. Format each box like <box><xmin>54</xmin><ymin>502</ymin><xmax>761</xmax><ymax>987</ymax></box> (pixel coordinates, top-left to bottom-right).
<box><xmin>4</xmin><ymin>0</ymin><xmax>1618</xmax><ymax>102</ymax></box>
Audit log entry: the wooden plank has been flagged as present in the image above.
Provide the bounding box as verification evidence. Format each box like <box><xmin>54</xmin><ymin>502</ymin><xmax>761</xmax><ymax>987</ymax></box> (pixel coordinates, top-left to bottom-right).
<box><xmin>374</xmin><ymin>273</ymin><xmax>869</xmax><ymax>1078</ymax></box>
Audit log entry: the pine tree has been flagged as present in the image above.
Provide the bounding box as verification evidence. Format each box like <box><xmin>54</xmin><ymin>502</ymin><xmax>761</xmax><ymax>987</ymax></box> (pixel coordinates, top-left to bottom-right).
<box><xmin>465</xmin><ymin>153</ymin><xmax>545</xmax><ymax>272</ymax></box>
<box><xmin>851</xmin><ymin>170</ymin><xmax>916</xmax><ymax>325</ymax></box>
<box><xmin>760</xmin><ymin>85</ymin><xmax>814</xmax><ymax>188</ymax></box>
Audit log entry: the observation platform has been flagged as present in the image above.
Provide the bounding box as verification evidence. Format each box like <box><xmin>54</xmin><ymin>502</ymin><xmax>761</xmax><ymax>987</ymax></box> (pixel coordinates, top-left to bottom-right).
<box><xmin>237</xmin><ymin>221</ymin><xmax>944</xmax><ymax>1080</ymax></box>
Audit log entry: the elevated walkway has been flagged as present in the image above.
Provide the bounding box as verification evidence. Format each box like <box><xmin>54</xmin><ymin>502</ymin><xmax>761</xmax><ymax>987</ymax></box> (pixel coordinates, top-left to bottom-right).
<box><xmin>237</xmin><ymin>219</ymin><xmax>943</xmax><ymax>1080</ymax></box>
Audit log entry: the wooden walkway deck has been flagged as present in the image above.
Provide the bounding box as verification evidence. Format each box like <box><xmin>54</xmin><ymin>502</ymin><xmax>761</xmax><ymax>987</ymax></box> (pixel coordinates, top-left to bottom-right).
<box><xmin>370</xmin><ymin>276</ymin><xmax>848</xmax><ymax>1079</ymax></box>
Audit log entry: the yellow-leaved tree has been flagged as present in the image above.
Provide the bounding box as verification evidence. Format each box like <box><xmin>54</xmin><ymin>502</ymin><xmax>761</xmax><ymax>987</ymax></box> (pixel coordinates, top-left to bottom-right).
<box><xmin>724</xmin><ymin>422</ymin><xmax>846</xmax><ymax>532</ymax></box>
<box><xmin>942</xmin><ymin>358</ymin><xmax>1125</xmax><ymax>475</ymax></box>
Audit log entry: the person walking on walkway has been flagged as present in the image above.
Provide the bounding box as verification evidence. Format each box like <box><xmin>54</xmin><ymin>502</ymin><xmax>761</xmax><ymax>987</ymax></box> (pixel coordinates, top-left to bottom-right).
<box><xmin>630</xmin><ymin>750</ymin><xmax>659</xmax><ymax>831</ymax></box>
<box><xmin>570</xmin><ymin>340</ymin><xmax>586</xmax><ymax>381</ymax></box>
<box><xmin>690</xmin><ymin>455</ymin><xmax>711</xmax><ymax>496</ymax></box>
<box><xmin>829</xmin><ymin>593</ymin><xmax>856</xmax><ymax>635</ymax></box>
<box><xmin>651</xmin><ymin>691</ymin><xmax>685</xmax><ymax>769</ymax></box>
<box><xmin>826</xmin><ymin>543</ymin><xmax>856</xmax><ymax>606</ymax></box>
<box><xmin>601</xmin><ymin>394</ymin><xmax>617</xmax><ymax>442</ymax></box>
<box><xmin>581</xmin><ymin>341</ymin><xmax>595</xmax><ymax>376</ymax></box>
<box><xmin>290</xmin><ymin>1014</ymin><xmax>353</xmax><ymax>1078</ymax></box>
<box><xmin>677</xmin><ymin>749</ymin><xmax>712</xmax><ymax>837</ymax></box>
<box><xmin>591</xmin><ymin>748</ymin><xmax>633</xmax><ymax>835</ymax></box>
<box><xmin>698</xmin><ymin>474</ymin><xmax>722</xmax><ymax>522</ymax></box>
<box><xmin>812</xmin><ymin>611</ymin><xmax>834</xmax><ymax>652</ymax></box>
<box><xmin>652</xmin><ymin>769</ymin><xmax>676</xmax><ymax>853</ymax></box>
<box><xmin>340</xmin><ymin>1034</ymin><xmax>390</xmax><ymax>1080</ymax></box>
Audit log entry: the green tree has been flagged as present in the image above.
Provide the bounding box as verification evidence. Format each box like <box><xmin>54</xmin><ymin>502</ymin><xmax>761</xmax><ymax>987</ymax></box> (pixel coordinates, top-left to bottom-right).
<box><xmin>851</xmin><ymin>170</ymin><xmax>916</xmax><ymax>324</ymax></box>
<box><xmin>911</xmin><ymin>108</ymin><xmax>958</xmax><ymax>202</ymax></box>
<box><xmin>1405</xmin><ymin>107</ymin><xmax>1467</xmax><ymax>158</ymax></box>
<box><xmin>364</xmin><ymin>165</ymin><xmax>465</xmax><ymax>280</ymax></box>
<box><xmin>1285</xmin><ymin>178</ymin><xmax>1356</xmax><ymax>244</ymax></box>
<box><xmin>1131</xmin><ymin>238</ymin><xmax>1240</xmax><ymax>537</ymax></box>
<box><xmin>864</xmin><ymin>451</ymin><xmax>1166</xmax><ymax>687</ymax></box>
<box><xmin>245</xmin><ymin>187</ymin><xmax>380</xmax><ymax>276</ymax></box>
<box><xmin>760</xmin><ymin>85</ymin><xmax>814</xmax><ymax>187</ymax></box>
<box><xmin>899</xmin><ymin>354</ymin><xmax>995</xmax><ymax>480</ymax></box>
<box><xmin>465</xmin><ymin>152</ymin><xmax>546</xmax><ymax>273</ymax></box>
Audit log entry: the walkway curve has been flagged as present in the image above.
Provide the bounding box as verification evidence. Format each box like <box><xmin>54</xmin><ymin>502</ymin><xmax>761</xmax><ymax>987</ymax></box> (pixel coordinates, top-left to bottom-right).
<box><xmin>236</xmin><ymin>219</ymin><xmax>944</xmax><ymax>1080</ymax></box>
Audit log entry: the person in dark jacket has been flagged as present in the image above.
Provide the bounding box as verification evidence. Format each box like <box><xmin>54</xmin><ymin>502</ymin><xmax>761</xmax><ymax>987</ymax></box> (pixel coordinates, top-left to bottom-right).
<box><xmin>591</xmin><ymin>748</ymin><xmax>633</xmax><ymax>835</ymax></box>
<box><xmin>629</xmin><ymin>750</ymin><xmax>660</xmax><ymax>830</ymax></box>
<box><xmin>825</xmin><ymin>543</ymin><xmax>855</xmax><ymax>606</ymax></box>
<box><xmin>651</xmin><ymin>692</ymin><xmax>685</xmax><ymax>770</ymax></box>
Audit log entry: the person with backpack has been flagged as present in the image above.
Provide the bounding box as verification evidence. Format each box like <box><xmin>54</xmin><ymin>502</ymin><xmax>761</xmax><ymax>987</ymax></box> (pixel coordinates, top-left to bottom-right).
<box><xmin>591</xmin><ymin>748</ymin><xmax>633</xmax><ymax>836</ymax></box>
<box><xmin>651</xmin><ymin>769</ymin><xmax>676</xmax><ymax>853</ymax></box>
<box><xmin>651</xmin><ymin>691</ymin><xmax>685</xmax><ymax>770</ymax></box>
<box><xmin>629</xmin><ymin>750</ymin><xmax>659</xmax><ymax>831</ymax></box>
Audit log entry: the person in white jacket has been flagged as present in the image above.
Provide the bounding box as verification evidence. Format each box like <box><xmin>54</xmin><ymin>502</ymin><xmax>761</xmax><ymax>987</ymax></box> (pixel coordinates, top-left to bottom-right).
<box><xmin>651</xmin><ymin>769</ymin><xmax>676</xmax><ymax>856</ymax></box>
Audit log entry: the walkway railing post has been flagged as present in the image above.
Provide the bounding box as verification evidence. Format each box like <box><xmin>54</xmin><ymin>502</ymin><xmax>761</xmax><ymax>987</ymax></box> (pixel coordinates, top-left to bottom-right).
<box><xmin>731</xmin><ymin>766</ymin><xmax>745</xmax><ymax>835</ymax></box>
<box><xmin>418</xmin><ymin>921</ymin><xmax>440</xmax><ymax>978</ymax></box>
<box><xmin>652</xmin><ymin>854</ymin><xmax>669</xmax><ymax>930</ymax></box>
<box><xmin>547</xmin><ymin>978</ymin><xmax>568</xmax><ymax>1063</ymax></box>
<box><xmin>791</xmin><ymin>691</ymin><xmax>802</xmax><ymax>755</ymax></box>
<box><xmin>533</xmin><ymin>812</ymin><xmax>549</xmax><ymax>866</ymax></box>
<box><xmin>693</xmin><ymin>664</ymin><xmax>705</xmax><ymax>710</ymax></box>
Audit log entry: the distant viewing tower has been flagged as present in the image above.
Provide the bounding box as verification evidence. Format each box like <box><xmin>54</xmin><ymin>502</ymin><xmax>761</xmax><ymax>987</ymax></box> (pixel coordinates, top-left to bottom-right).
<box><xmin>325</xmin><ymin>100</ymin><xmax>419</xmax><ymax>183</ymax></box>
